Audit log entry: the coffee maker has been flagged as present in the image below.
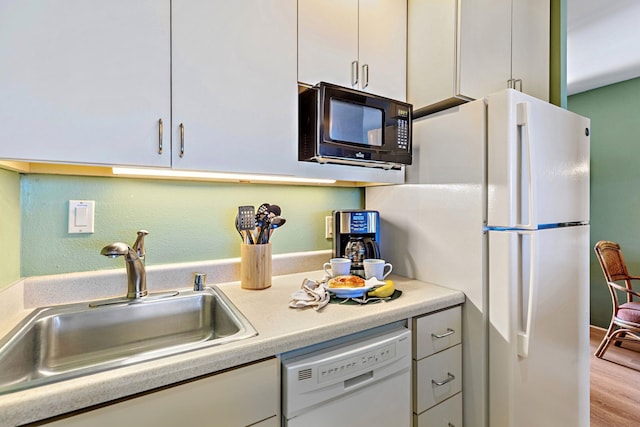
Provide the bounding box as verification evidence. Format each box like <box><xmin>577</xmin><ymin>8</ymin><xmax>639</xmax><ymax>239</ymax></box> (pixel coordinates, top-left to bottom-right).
<box><xmin>333</xmin><ymin>210</ymin><xmax>381</xmax><ymax>277</ymax></box>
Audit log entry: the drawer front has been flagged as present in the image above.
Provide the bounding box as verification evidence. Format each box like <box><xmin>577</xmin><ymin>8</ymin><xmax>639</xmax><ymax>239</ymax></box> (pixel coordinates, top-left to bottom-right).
<box><xmin>414</xmin><ymin>344</ymin><xmax>462</xmax><ymax>414</ymax></box>
<box><xmin>413</xmin><ymin>306</ymin><xmax>462</xmax><ymax>359</ymax></box>
<box><xmin>414</xmin><ymin>393</ymin><xmax>463</xmax><ymax>427</ymax></box>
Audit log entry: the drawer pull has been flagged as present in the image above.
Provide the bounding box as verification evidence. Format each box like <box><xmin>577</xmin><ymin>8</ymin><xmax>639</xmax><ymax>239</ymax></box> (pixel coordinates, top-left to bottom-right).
<box><xmin>431</xmin><ymin>328</ymin><xmax>455</xmax><ymax>339</ymax></box>
<box><xmin>448</xmin><ymin>423</ymin><xmax>455</xmax><ymax>427</ymax></box>
<box><xmin>432</xmin><ymin>372</ymin><xmax>455</xmax><ymax>387</ymax></box>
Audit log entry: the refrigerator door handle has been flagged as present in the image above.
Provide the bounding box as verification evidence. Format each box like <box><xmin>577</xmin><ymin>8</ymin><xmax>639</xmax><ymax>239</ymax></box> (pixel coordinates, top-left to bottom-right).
<box><xmin>517</xmin><ymin>231</ymin><xmax>536</xmax><ymax>358</ymax></box>
<box><xmin>515</xmin><ymin>102</ymin><xmax>535</xmax><ymax>229</ymax></box>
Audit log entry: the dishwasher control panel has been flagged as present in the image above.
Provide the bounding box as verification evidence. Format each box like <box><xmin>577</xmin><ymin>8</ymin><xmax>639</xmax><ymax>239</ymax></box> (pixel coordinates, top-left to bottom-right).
<box><xmin>319</xmin><ymin>342</ymin><xmax>396</xmax><ymax>383</ymax></box>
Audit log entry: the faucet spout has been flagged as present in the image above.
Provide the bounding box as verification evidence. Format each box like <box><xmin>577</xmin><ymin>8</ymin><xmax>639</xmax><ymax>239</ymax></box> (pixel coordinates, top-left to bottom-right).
<box><xmin>101</xmin><ymin>230</ymin><xmax>149</xmax><ymax>299</ymax></box>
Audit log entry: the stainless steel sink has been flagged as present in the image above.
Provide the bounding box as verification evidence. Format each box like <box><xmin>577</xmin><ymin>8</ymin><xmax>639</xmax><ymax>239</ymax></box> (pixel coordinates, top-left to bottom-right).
<box><xmin>0</xmin><ymin>286</ymin><xmax>257</xmax><ymax>394</ymax></box>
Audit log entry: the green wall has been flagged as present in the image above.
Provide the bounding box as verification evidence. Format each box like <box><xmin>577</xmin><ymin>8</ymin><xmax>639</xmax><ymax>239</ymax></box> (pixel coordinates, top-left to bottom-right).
<box><xmin>19</xmin><ymin>174</ymin><xmax>362</xmax><ymax>277</ymax></box>
<box><xmin>549</xmin><ymin>0</ymin><xmax>567</xmax><ymax>107</ymax></box>
<box><xmin>0</xmin><ymin>168</ymin><xmax>21</xmax><ymax>288</ymax></box>
<box><xmin>568</xmin><ymin>76</ymin><xmax>640</xmax><ymax>328</ymax></box>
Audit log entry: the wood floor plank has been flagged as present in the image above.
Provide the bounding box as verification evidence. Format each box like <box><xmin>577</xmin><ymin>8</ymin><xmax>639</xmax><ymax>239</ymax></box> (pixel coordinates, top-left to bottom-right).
<box><xmin>590</xmin><ymin>326</ymin><xmax>640</xmax><ymax>426</ymax></box>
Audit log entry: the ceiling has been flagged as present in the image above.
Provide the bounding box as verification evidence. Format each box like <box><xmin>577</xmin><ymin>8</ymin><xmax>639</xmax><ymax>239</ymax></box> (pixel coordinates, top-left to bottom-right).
<box><xmin>567</xmin><ymin>0</ymin><xmax>640</xmax><ymax>95</ymax></box>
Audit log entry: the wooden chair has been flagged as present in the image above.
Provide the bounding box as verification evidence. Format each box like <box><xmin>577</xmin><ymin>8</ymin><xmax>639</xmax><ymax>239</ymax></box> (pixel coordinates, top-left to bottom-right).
<box><xmin>593</xmin><ymin>240</ymin><xmax>640</xmax><ymax>358</ymax></box>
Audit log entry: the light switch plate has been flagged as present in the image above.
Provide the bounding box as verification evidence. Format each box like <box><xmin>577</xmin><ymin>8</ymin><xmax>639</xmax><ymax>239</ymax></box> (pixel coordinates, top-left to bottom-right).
<box><xmin>325</xmin><ymin>215</ymin><xmax>333</xmax><ymax>239</ymax></box>
<box><xmin>68</xmin><ymin>200</ymin><xmax>95</xmax><ymax>233</ymax></box>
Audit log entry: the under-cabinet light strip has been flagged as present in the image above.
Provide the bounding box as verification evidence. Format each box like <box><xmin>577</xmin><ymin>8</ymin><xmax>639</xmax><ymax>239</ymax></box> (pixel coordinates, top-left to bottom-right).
<box><xmin>111</xmin><ymin>167</ymin><xmax>336</xmax><ymax>184</ymax></box>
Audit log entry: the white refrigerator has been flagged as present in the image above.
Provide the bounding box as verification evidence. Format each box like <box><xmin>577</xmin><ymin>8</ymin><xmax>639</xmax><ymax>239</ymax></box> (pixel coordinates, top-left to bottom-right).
<box><xmin>366</xmin><ymin>89</ymin><xmax>590</xmax><ymax>427</ymax></box>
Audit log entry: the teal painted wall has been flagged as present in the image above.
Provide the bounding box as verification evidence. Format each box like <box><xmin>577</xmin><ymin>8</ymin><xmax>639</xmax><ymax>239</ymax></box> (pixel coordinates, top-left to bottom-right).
<box><xmin>20</xmin><ymin>174</ymin><xmax>362</xmax><ymax>277</ymax></box>
<box><xmin>0</xmin><ymin>168</ymin><xmax>21</xmax><ymax>289</ymax></box>
<box><xmin>568</xmin><ymin>76</ymin><xmax>640</xmax><ymax>328</ymax></box>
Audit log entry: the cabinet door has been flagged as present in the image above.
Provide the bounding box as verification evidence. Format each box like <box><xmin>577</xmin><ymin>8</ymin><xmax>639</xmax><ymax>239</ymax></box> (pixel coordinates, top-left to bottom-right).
<box><xmin>408</xmin><ymin>0</ymin><xmax>512</xmax><ymax>113</ymax></box>
<box><xmin>359</xmin><ymin>0</ymin><xmax>407</xmax><ymax>100</ymax></box>
<box><xmin>0</xmin><ymin>0</ymin><xmax>171</xmax><ymax>167</ymax></box>
<box><xmin>298</xmin><ymin>0</ymin><xmax>359</xmax><ymax>89</ymax></box>
<box><xmin>408</xmin><ymin>0</ymin><xmax>458</xmax><ymax>108</ymax></box>
<box><xmin>172</xmin><ymin>0</ymin><xmax>298</xmax><ymax>175</ymax></box>
<box><xmin>511</xmin><ymin>0</ymin><xmax>549</xmax><ymax>101</ymax></box>
<box><xmin>457</xmin><ymin>0</ymin><xmax>511</xmax><ymax>100</ymax></box>
<box><xmin>46</xmin><ymin>358</ymin><xmax>279</xmax><ymax>426</ymax></box>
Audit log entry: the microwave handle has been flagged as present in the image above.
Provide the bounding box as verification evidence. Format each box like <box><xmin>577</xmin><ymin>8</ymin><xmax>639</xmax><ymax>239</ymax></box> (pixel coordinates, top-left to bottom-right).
<box><xmin>351</xmin><ymin>60</ymin><xmax>359</xmax><ymax>87</ymax></box>
<box><xmin>362</xmin><ymin>64</ymin><xmax>369</xmax><ymax>89</ymax></box>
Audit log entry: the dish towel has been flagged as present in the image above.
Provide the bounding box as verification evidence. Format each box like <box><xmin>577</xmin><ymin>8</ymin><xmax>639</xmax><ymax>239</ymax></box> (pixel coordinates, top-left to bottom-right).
<box><xmin>289</xmin><ymin>278</ymin><xmax>330</xmax><ymax>311</ymax></box>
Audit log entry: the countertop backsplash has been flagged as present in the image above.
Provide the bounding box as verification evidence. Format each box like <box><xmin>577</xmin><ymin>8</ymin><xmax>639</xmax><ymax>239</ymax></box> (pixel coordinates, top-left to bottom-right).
<box><xmin>2</xmin><ymin>249</ymin><xmax>331</xmax><ymax>312</ymax></box>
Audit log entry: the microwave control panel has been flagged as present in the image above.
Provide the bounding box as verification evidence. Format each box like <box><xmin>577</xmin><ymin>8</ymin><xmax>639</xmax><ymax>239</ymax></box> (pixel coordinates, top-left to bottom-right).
<box><xmin>397</xmin><ymin>108</ymin><xmax>410</xmax><ymax>150</ymax></box>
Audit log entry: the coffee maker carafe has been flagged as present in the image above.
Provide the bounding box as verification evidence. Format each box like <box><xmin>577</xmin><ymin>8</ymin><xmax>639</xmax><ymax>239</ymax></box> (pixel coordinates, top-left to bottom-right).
<box><xmin>333</xmin><ymin>210</ymin><xmax>381</xmax><ymax>277</ymax></box>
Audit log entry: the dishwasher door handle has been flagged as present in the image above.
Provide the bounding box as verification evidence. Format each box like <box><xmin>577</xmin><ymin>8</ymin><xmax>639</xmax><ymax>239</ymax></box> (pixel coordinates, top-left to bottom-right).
<box><xmin>344</xmin><ymin>370</ymin><xmax>374</xmax><ymax>390</ymax></box>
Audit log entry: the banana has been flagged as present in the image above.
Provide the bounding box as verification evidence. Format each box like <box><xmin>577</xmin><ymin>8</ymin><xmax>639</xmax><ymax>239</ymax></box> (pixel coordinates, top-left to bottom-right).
<box><xmin>368</xmin><ymin>280</ymin><xmax>395</xmax><ymax>298</ymax></box>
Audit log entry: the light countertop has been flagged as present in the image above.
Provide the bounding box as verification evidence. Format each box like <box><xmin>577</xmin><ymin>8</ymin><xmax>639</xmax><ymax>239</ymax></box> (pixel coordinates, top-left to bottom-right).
<box><xmin>0</xmin><ymin>269</ymin><xmax>464</xmax><ymax>426</ymax></box>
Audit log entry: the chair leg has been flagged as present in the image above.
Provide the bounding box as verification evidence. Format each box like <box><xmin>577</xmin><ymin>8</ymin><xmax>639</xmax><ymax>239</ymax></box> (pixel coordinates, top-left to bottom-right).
<box><xmin>614</xmin><ymin>331</ymin><xmax>627</xmax><ymax>347</ymax></box>
<box><xmin>595</xmin><ymin>323</ymin><xmax>617</xmax><ymax>358</ymax></box>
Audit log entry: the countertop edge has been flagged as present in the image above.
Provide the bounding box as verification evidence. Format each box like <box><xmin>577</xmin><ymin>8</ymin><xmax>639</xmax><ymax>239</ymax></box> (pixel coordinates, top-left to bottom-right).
<box><xmin>0</xmin><ymin>271</ymin><xmax>464</xmax><ymax>426</ymax></box>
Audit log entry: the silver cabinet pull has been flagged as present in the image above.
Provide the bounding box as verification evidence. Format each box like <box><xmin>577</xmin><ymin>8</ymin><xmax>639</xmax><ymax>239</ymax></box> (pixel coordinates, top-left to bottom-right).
<box><xmin>432</xmin><ymin>372</ymin><xmax>455</xmax><ymax>387</ymax></box>
<box><xmin>508</xmin><ymin>78</ymin><xmax>523</xmax><ymax>92</ymax></box>
<box><xmin>431</xmin><ymin>328</ymin><xmax>455</xmax><ymax>339</ymax></box>
<box><xmin>179</xmin><ymin>123</ymin><xmax>185</xmax><ymax>157</ymax></box>
<box><xmin>158</xmin><ymin>118</ymin><xmax>163</xmax><ymax>154</ymax></box>
<box><xmin>351</xmin><ymin>60</ymin><xmax>359</xmax><ymax>87</ymax></box>
<box><xmin>362</xmin><ymin>64</ymin><xmax>369</xmax><ymax>89</ymax></box>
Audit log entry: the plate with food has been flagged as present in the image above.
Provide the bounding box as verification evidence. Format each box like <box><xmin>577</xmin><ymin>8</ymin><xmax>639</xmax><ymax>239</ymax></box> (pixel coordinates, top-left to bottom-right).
<box><xmin>324</xmin><ymin>275</ymin><xmax>384</xmax><ymax>298</ymax></box>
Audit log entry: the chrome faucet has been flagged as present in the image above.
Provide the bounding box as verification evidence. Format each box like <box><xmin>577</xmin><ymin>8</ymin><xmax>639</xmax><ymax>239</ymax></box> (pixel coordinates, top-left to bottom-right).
<box><xmin>101</xmin><ymin>230</ymin><xmax>149</xmax><ymax>299</ymax></box>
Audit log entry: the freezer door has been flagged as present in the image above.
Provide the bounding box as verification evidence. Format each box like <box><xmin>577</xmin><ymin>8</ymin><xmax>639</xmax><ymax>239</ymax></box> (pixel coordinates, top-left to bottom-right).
<box><xmin>488</xmin><ymin>226</ymin><xmax>590</xmax><ymax>427</ymax></box>
<box><xmin>487</xmin><ymin>89</ymin><xmax>590</xmax><ymax>228</ymax></box>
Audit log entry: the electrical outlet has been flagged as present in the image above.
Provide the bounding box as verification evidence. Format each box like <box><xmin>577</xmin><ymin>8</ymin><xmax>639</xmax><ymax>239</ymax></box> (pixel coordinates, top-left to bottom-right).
<box><xmin>325</xmin><ymin>216</ymin><xmax>333</xmax><ymax>239</ymax></box>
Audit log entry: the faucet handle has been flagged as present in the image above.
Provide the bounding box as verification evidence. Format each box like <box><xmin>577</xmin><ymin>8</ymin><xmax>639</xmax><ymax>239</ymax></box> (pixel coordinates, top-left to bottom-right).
<box><xmin>193</xmin><ymin>273</ymin><xmax>207</xmax><ymax>291</ymax></box>
<box><xmin>132</xmin><ymin>230</ymin><xmax>149</xmax><ymax>259</ymax></box>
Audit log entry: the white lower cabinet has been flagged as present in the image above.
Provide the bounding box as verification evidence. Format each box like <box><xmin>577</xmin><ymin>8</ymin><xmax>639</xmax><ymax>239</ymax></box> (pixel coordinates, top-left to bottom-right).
<box><xmin>45</xmin><ymin>358</ymin><xmax>279</xmax><ymax>427</ymax></box>
<box><xmin>414</xmin><ymin>393</ymin><xmax>462</xmax><ymax>427</ymax></box>
<box><xmin>413</xmin><ymin>306</ymin><xmax>463</xmax><ymax>426</ymax></box>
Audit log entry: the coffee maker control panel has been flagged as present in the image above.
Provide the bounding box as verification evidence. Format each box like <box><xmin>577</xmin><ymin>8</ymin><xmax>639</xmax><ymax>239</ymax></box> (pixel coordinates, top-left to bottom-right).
<box><xmin>338</xmin><ymin>211</ymin><xmax>378</xmax><ymax>234</ymax></box>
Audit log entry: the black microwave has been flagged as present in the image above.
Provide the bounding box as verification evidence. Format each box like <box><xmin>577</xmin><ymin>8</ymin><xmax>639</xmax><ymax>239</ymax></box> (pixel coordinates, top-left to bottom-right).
<box><xmin>298</xmin><ymin>82</ymin><xmax>412</xmax><ymax>169</ymax></box>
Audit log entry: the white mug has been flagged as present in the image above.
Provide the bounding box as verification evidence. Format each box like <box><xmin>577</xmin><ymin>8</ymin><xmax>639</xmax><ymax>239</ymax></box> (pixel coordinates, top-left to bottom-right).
<box><xmin>363</xmin><ymin>259</ymin><xmax>393</xmax><ymax>280</ymax></box>
<box><xmin>323</xmin><ymin>258</ymin><xmax>351</xmax><ymax>277</ymax></box>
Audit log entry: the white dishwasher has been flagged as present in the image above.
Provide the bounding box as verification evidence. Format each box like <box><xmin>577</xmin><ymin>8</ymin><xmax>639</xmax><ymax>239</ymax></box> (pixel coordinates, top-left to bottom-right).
<box><xmin>281</xmin><ymin>323</ymin><xmax>411</xmax><ymax>427</ymax></box>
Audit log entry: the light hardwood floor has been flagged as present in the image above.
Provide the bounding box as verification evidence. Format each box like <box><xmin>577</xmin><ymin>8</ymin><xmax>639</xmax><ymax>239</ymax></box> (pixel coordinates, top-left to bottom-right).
<box><xmin>590</xmin><ymin>326</ymin><xmax>640</xmax><ymax>426</ymax></box>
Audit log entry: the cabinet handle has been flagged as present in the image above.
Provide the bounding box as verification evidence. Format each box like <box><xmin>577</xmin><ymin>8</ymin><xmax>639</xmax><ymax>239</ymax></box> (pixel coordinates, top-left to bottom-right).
<box><xmin>448</xmin><ymin>423</ymin><xmax>456</xmax><ymax>427</ymax></box>
<box><xmin>432</xmin><ymin>372</ymin><xmax>455</xmax><ymax>387</ymax></box>
<box><xmin>179</xmin><ymin>123</ymin><xmax>185</xmax><ymax>158</ymax></box>
<box><xmin>351</xmin><ymin>60</ymin><xmax>359</xmax><ymax>87</ymax></box>
<box><xmin>158</xmin><ymin>118</ymin><xmax>163</xmax><ymax>154</ymax></box>
<box><xmin>362</xmin><ymin>64</ymin><xmax>369</xmax><ymax>89</ymax></box>
<box><xmin>508</xmin><ymin>78</ymin><xmax>523</xmax><ymax>92</ymax></box>
<box><xmin>431</xmin><ymin>328</ymin><xmax>455</xmax><ymax>339</ymax></box>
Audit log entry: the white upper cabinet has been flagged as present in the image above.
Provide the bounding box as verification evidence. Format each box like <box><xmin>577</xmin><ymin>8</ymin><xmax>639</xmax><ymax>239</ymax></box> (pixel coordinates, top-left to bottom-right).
<box><xmin>0</xmin><ymin>1</ymin><xmax>404</xmax><ymax>183</ymax></box>
<box><xmin>0</xmin><ymin>0</ymin><xmax>171</xmax><ymax>167</ymax></box>
<box><xmin>408</xmin><ymin>0</ymin><xmax>549</xmax><ymax>116</ymax></box>
<box><xmin>298</xmin><ymin>0</ymin><xmax>359</xmax><ymax>90</ymax></box>
<box><xmin>171</xmin><ymin>0</ymin><xmax>298</xmax><ymax>175</ymax></box>
<box><xmin>298</xmin><ymin>0</ymin><xmax>407</xmax><ymax>101</ymax></box>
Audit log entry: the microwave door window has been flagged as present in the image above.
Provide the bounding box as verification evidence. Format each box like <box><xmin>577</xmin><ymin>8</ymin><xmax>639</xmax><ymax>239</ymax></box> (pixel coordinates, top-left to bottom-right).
<box><xmin>329</xmin><ymin>99</ymin><xmax>383</xmax><ymax>146</ymax></box>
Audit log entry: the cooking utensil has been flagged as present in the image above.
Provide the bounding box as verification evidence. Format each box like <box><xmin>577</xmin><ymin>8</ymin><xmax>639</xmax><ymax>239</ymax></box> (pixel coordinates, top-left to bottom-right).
<box><xmin>266</xmin><ymin>216</ymin><xmax>286</xmax><ymax>243</ymax></box>
<box><xmin>267</xmin><ymin>204</ymin><xmax>281</xmax><ymax>218</ymax></box>
<box><xmin>238</xmin><ymin>206</ymin><xmax>256</xmax><ymax>244</ymax></box>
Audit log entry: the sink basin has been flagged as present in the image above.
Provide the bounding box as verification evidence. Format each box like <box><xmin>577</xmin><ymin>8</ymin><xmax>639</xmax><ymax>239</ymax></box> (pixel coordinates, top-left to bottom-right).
<box><xmin>0</xmin><ymin>286</ymin><xmax>257</xmax><ymax>394</ymax></box>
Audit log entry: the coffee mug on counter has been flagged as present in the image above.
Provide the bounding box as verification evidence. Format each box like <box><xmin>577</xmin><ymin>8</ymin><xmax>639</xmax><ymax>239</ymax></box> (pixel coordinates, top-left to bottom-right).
<box><xmin>323</xmin><ymin>258</ymin><xmax>351</xmax><ymax>277</ymax></box>
<box><xmin>363</xmin><ymin>259</ymin><xmax>392</xmax><ymax>280</ymax></box>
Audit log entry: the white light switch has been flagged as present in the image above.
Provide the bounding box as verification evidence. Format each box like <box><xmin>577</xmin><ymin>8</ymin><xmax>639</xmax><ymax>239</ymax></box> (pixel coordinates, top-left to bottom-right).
<box><xmin>68</xmin><ymin>200</ymin><xmax>95</xmax><ymax>233</ymax></box>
